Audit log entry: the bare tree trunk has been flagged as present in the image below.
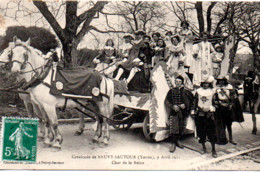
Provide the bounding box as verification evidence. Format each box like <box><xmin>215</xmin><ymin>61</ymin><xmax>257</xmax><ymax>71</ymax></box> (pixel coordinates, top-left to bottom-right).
<box><xmin>195</xmin><ymin>2</ymin><xmax>204</xmax><ymax>36</ymax></box>
<box><xmin>206</xmin><ymin>2</ymin><xmax>217</xmax><ymax>36</ymax></box>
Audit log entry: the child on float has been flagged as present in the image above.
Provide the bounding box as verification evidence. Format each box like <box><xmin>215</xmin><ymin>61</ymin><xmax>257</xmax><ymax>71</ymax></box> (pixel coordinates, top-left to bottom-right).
<box><xmin>212</xmin><ymin>44</ymin><xmax>224</xmax><ymax>78</ymax></box>
<box><xmin>93</xmin><ymin>39</ymin><xmax>117</xmax><ymax>78</ymax></box>
<box><xmin>191</xmin><ymin>75</ymin><xmax>218</xmax><ymax>158</ymax></box>
<box><xmin>150</xmin><ymin>32</ymin><xmax>161</xmax><ymax>49</ymax></box>
<box><xmin>152</xmin><ymin>38</ymin><xmax>167</xmax><ymax>67</ymax></box>
<box><xmin>178</xmin><ymin>21</ymin><xmax>194</xmax><ymax>69</ymax></box>
<box><xmin>166</xmin><ymin>35</ymin><xmax>186</xmax><ymax>75</ymax></box>
<box><xmin>165</xmin><ymin>31</ymin><xmax>173</xmax><ymax>47</ymax></box>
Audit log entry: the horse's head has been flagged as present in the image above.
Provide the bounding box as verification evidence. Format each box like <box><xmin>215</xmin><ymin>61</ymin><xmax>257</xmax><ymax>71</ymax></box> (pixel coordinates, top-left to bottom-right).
<box><xmin>3</xmin><ymin>36</ymin><xmax>31</xmax><ymax>73</ymax></box>
<box><xmin>0</xmin><ymin>40</ymin><xmax>16</xmax><ymax>70</ymax></box>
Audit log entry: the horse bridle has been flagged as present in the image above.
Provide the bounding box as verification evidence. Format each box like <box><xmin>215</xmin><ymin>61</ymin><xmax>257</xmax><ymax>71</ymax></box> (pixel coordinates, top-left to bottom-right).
<box><xmin>6</xmin><ymin>43</ymin><xmax>30</xmax><ymax>71</ymax></box>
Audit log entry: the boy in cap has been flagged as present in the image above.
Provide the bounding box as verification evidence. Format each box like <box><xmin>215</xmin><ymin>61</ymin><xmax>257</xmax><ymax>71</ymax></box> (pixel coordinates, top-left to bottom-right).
<box><xmin>165</xmin><ymin>75</ymin><xmax>194</xmax><ymax>153</ymax></box>
<box><xmin>192</xmin><ymin>75</ymin><xmax>217</xmax><ymax>158</ymax></box>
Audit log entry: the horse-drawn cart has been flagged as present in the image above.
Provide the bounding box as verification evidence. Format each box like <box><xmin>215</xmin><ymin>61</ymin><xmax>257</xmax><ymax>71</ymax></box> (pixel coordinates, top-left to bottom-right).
<box><xmin>112</xmin><ymin>62</ymin><xmax>194</xmax><ymax>142</ymax></box>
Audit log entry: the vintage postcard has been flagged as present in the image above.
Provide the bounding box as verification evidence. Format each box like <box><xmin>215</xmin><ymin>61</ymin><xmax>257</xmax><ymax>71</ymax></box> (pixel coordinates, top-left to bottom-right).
<box><xmin>0</xmin><ymin>0</ymin><xmax>260</xmax><ymax>170</ymax></box>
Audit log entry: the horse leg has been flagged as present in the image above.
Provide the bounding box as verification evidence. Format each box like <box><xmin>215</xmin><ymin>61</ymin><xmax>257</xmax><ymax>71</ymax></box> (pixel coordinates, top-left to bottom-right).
<box><xmin>96</xmin><ymin>100</ymin><xmax>110</xmax><ymax>146</ymax></box>
<box><xmin>249</xmin><ymin>100</ymin><xmax>257</xmax><ymax>135</ymax></box>
<box><xmin>252</xmin><ymin>97</ymin><xmax>260</xmax><ymax>134</ymax></box>
<box><xmin>36</xmin><ymin>105</ymin><xmax>53</xmax><ymax>146</ymax></box>
<box><xmin>32</xmin><ymin>103</ymin><xmax>45</xmax><ymax>139</ymax></box>
<box><xmin>93</xmin><ymin>117</ymin><xmax>102</xmax><ymax>143</ymax></box>
<box><xmin>42</xmin><ymin>104</ymin><xmax>62</xmax><ymax>149</ymax></box>
<box><xmin>74</xmin><ymin>111</ymin><xmax>85</xmax><ymax>136</ymax></box>
<box><xmin>23</xmin><ymin>101</ymin><xmax>34</xmax><ymax>118</ymax></box>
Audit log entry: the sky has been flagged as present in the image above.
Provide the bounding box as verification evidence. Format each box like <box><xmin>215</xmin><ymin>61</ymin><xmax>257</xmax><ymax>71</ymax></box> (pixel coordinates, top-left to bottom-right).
<box><xmin>0</xmin><ymin>0</ymin><xmax>253</xmax><ymax>54</ymax></box>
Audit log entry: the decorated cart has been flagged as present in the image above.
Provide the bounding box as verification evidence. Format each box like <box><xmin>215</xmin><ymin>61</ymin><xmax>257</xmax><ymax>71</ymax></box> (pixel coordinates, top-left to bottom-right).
<box><xmin>112</xmin><ymin>61</ymin><xmax>193</xmax><ymax>142</ymax></box>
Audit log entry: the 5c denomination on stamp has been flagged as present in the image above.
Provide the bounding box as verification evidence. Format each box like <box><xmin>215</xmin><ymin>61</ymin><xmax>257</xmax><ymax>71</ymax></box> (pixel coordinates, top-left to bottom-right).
<box><xmin>1</xmin><ymin>117</ymin><xmax>38</xmax><ymax>162</ymax></box>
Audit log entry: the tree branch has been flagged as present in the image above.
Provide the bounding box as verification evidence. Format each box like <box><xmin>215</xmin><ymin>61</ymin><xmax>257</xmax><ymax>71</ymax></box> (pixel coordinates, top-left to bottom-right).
<box><xmin>33</xmin><ymin>1</ymin><xmax>65</xmax><ymax>42</ymax></box>
<box><xmin>77</xmin><ymin>1</ymin><xmax>108</xmax><ymax>24</ymax></box>
<box><xmin>206</xmin><ymin>2</ymin><xmax>217</xmax><ymax>35</ymax></box>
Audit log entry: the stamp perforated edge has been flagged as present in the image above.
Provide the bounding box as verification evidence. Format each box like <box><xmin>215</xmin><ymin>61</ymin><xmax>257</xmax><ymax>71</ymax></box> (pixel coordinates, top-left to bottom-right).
<box><xmin>1</xmin><ymin>116</ymin><xmax>39</xmax><ymax>163</ymax></box>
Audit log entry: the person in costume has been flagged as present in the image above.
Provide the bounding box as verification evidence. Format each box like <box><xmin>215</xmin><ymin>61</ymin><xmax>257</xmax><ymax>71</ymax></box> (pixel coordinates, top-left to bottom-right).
<box><xmin>192</xmin><ymin>75</ymin><xmax>217</xmax><ymax>158</ymax></box>
<box><xmin>179</xmin><ymin>21</ymin><xmax>194</xmax><ymax>68</ymax></box>
<box><xmin>165</xmin><ymin>31</ymin><xmax>173</xmax><ymax>47</ymax></box>
<box><xmin>114</xmin><ymin>34</ymin><xmax>134</xmax><ymax>80</ymax></box>
<box><xmin>127</xmin><ymin>35</ymin><xmax>154</xmax><ymax>92</ymax></box>
<box><xmin>152</xmin><ymin>38</ymin><xmax>166</xmax><ymax>66</ymax></box>
<box><xmin>114</xmin><ymin>30</ymin><xmax>145</xmax><ymax>84</ymax></box>
<box><xmin>150</xmin><ymin>32</ymin><xmax>161</xmax><ymax>49</ymax></box>
<box><xmin>214</xmin><ymin>76</ymin><xmax>242</xmax><ymax>145</ymax></box>
<box><xmin>166</xmin><ymin>35</ymin><xmax>186</xmax><ymax>76</ymax></box>
<box><xmin>164</xmin><ymin>75</ymin><xmax>194</xmax><ymax>153</ymax></box>
<box><xmin>93</xmin><ymin>39</ymin><xmax>118</xmax><ymax>77</ymax></box>
<box><xmin>192</xmin><ymin>32</ymin><xmax>216</xmax><ymax>86</ymax></box>
<box><xmin>212</xmin><ymin>44</ymin><xmax>224</xmax><ymax>77</ymax></box>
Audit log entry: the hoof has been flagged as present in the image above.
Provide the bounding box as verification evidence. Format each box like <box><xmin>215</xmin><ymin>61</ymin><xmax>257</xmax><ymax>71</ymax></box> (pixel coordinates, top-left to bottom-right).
<box><xmin>252</xmin><ymin>130</ymin><xmax>257</xmax><ymax>135</ymax></box>
<box><xmin>43</xmin><ymin>138</ymin><xmax>52</xmax><ymax>146</ymax></box>
<box><xmin>52</xmin><ymin>141</ymin><xmax>62</xmax><ymax>148</ymax></box>
<box><xmin>51</xmin><ymin>147</ymin><xmax>61</xmax><ymax>152</ymax></box>
<box><xmin>37</xmin><ymin>137</ymin><xmax>44</xmax><ymax>141</ymax></box>
<box><xmin>212</xmin><ymin>151</ymin><xmax>218</xmax><ymax>158</ymax></box>
<box><xmin>43</xmin><ymin>144</ymin><xmax>51</xmax><ymax>148</ymax></box>
<box><xmin>74</xmin><ymin>129</ymin><xmax>84</xmax><ymax>136</ymax></box>
<box><xmin>98</xmin><ymin>142</ymin><xmax>108</xmax><ymax>148</ymax></box>
<box><xmin>200</xmin><ymin>149</ymin><xmax>207</xmax><ymax>155</ymax></box>
<box><xmin>92</xmin><ymin>139</ymin><xmax>99</xmax><ymax>144</ymax></box>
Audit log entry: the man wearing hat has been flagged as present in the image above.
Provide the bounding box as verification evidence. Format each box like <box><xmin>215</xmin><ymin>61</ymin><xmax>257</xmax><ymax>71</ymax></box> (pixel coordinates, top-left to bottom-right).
<box><xmin>114</xmin><ymin>30</ymin><xmax>145</xmax><ymax>81</ymax></box>
<box><xmin>165</xmin><ymin>75</ymin><xmax>194</xmax><ymax>153</ymax></box>
<box><xmin>214</xmin><ymin>76</ymin><xmax>238</xmax><ymax>145</ymax></box>
<box><xmin>192</xmin><ymin>75</ymin><xmax>217</xmax><ymax>158</ymax></box>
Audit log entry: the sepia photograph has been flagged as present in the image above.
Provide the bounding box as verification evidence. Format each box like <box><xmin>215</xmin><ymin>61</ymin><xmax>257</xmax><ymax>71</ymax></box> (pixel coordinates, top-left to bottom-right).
<box><xmin>0</xmin><ymin>0</ymin><xmax>259</xmax><ymax>170</ymax></box>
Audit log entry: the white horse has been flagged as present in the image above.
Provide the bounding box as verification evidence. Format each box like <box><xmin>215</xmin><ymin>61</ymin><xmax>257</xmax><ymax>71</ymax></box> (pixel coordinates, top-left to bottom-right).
<box><xmin>0</xmin><ymin>37</ymin><xmax>114</xmax><ymax>149</ymax></box>
<box><xmin>0</xmin><ymin>40</ymin><xmax>52</xmax><ymax>140</ymax></box>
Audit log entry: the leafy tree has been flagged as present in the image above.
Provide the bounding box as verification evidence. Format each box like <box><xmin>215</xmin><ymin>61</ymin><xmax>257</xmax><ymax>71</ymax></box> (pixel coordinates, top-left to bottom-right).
<box><xmin>0</xmin><ymin>26</ymin><xmax>59</xmax><ymax>54</ymax></box>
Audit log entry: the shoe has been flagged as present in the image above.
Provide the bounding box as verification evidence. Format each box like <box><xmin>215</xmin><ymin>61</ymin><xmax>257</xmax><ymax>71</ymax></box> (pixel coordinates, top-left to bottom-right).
<box><xmin>229</xmin><ymin>140</ymin><xmax>237</xmax><ymax>145</ymax></box>
<box><xmin>169</xmin><ymin>143</ymin><xmax>176</xmax><ymax>153</ymax></box>
<box><xmin>176</xmin><ymin>140</ymin><xmax>184</xmax><ymax>149</ymax></box>
<box><xmin>212</xmin><ymin>151</ymin><xmax>218</xmax><ymax>158</ymax></box>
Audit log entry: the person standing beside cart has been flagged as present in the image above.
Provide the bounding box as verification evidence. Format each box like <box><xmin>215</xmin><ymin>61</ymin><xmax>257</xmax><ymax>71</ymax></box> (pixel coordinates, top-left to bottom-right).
<box><xmin>164</xmin><ymin>75</ymin><xmax>194</xmax><ymax>153</ymax></box>
<box><xmin>191</xmin><ymin>75</ymin><xmax>217</xmax><ymax>158</ymax></box>
<box><xmin>214</xmin><ymin>76</ymin><xmax>241</xmax><ymax>145</ymax></box>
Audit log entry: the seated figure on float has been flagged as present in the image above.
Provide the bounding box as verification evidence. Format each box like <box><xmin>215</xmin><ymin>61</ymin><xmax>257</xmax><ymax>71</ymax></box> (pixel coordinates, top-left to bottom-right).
<box><xmin>93</xmin><ymin>39</ymin><xmax>118</xmax><ymax>78</ymax></box>
<box><xmin>115</xmin><ymin>31</ymin><xmax>154</xmax><ymax>93</ymax></box>
<box><xmin>152</xmin><ymin>38</ymin><xmax>167</xmax><ymax>67</ymax></box>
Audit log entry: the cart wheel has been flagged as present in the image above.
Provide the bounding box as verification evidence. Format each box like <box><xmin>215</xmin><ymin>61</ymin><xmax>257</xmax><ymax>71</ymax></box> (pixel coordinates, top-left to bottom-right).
<box><xmin>111</xmin><ymin>112</ymin><xmax>134</xmax><ymax>130</ymax></box>
<box><xmin>143</xmin><ymin>114</ymin><xmax>155</xmax><ymax>142</ymax></box>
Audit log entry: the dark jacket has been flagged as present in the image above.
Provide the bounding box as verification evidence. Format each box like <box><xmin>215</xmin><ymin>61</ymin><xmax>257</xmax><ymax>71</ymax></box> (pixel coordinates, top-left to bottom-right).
<box><xmin>165</xmin><ymin>87</ymin><xmax>194</xmax><ymax>116</ymax></box>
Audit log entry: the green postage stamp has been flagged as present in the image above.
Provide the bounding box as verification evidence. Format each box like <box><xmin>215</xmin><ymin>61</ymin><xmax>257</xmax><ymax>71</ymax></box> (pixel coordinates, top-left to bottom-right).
<box><xmin>1</xmin><ymin>117</ymin><xmax>38</xmax><ymax>162</ymax></box>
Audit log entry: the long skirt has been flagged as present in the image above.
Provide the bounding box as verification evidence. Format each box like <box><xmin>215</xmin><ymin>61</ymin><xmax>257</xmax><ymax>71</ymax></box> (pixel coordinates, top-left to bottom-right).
<box><xmin>215</xmin><ymin>106</ymin><xmax>233</xmax><ymax>145</ymax></box>
<box><xmin>194</xmin><ymin>112</ymin><xmax>216</xmax><ymax>143</ymax></box>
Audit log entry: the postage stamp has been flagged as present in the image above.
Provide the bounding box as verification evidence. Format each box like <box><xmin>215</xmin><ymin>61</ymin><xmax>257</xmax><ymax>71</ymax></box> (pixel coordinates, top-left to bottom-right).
<box><xmin>1</xmin><ymin>117</ymin><xmax>38</xmax><ymax>162</ymax></box>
